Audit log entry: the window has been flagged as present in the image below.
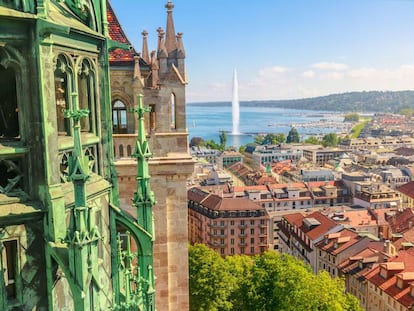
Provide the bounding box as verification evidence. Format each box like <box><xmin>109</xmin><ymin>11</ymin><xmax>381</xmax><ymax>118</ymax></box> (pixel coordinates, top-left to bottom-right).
<box><xmin>250</xmin><ymin>228</ymin><xmax>254</xmax><ymax>235</ymax></box>
<box><xmin>230</xmin><ymin>238</ymin><xmax>234</xmax><ymax>245</ymax></box>
<box><xmin>230</xmin><ymin>220</ymin><xmax>234</xmax><ymax>226</ymax></box>
<box><xmin>240</xmin><ymin>247</ymin><xmax>245</xmax><ymax>254</ymax></box>
<box><xmin>112</xmin><ymin>100</ymin><xmax>127</xmax><ymax>134</ymax></box>
<box><xmin>240</xmin><ymin>229</ymin><xmax>245</xmax><ymax>235</ymax></box>
<box><xmin>250</xmin><ymin>247</ymin><xmax>254</xmax><ymax>254</ymax></box>
<box><xmin>78</xmin><ymin>59</ymin><xmax>95</xmax><ymax>132</ymax></box>
<box><xmin>250</xmin><ymin>220</ymin><xmax>255</xmax><ymax>225</ymax></box>
<box><xmin>149</xmin><ymin>104</ymin><xmax>156</xmax><ymax>132</ymax></box>
<box><xmin>230</xmin><ymin>229</ymin><xmax>234</xmax><ymax>235</ymax></box>
<box><xmin>54</xmin><ymin>55</ymin><xmax>72</xmax><ymax>136</ymax></box>
<box><xmin>2</xmin><ymin>239</ymin><xmax>20</xmax><ymax>303</ymax></box>
<box><xmin>170</xmin><ymin>93</ymin><xmax>176</xmax><ymax>129</ymax></box>
<box><xmin>230</xmin><ymin>248</ymin><xmax>234</xmax><ymax>255</ymax></box>
<box><xmin>0</xmin><ymin>62</ymin><xmax>19</xmax><ymax>140</ymax></box>
<box><xmin>250</xmin><ymin>238</ymin><xmax>254</xmax><ymax>244</ymax></box>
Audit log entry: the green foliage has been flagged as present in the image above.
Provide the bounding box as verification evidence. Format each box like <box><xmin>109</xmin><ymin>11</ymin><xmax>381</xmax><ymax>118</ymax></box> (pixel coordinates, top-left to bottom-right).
<box><xmin>304</xmin><ymin>135</ymin><xmax>320</xmax><ymax>145</ymax></box>
<box><xmin>190</xmin><ymin>136</ymin><xmax>205</xmax><ymax>147</ymax></box>
<box><xmin>322</xmin><ymin>132</ymin><xmax>338</xmax><ymax>147</ymax></box>
<box><xmin>189</xmin><ymin>245</ymin><xmax>363</xmax><ymax>311</ymax></box>
<box><xmin>256</xmin><ymin>133</ymin><xmax>286</xmax><ymax>145</ymax></box>
<box><xmin>219</xmin><ymin>131</ymin><xmax>227</xmax><ymax>150</ymax></box>
<box><xmin>343</xmin><ymin>113</ymin><xmax>360</xmax><ymax>122</ymax></box>
<box><xmin>189</xmin><ymin>244</ymin><xmax>235</xmax><ymax>311</ymax></box>
<box><xmin>399</xmin><ymin>107</ymin><xmax>414</xmax><ymax>117</ymax></box>
<box><xmin>204</xmin><ymin>139</ymin><xmax>221</xmax><ymax>150</ymax></box>
<box><xmin>239</xmin><ymin>145</ymin><xmax>246</xmax><ymax>153</ymax></box>
<box><xmin>286</xmin><ymin>127</ymin><xmax>300</xmax><ymax>143</ymax></box>
<box><xmin>350</xmin><ymin>118</ymin><xmax>370</xmax><ymax>138</ymax></box>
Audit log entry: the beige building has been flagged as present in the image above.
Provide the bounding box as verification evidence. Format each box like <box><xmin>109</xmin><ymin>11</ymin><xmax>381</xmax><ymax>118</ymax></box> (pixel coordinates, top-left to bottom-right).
<box><xmin>108</xmin><ymin>2</ymin><xmax>193</xmax><ymax>310</ymax></box>
<box><xmin>188</xmin><ymin>187</ymin><xmax>271</xmax><ymax>256</ymax></box>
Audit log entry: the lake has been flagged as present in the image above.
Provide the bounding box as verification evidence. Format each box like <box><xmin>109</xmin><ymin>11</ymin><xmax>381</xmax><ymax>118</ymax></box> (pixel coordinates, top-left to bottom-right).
<box><xmin>186</xmin><ymin>103</ymin><xmax>346</xmax><ymax>148</ymax></box>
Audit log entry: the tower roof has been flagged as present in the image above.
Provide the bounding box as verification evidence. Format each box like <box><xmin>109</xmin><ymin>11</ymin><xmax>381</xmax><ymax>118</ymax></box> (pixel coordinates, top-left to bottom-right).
<box><xmin>164</xmin><ymin>1</ymin><xmax>177</xmax><ymax>54</ymax></box>
<box><xmin>107</xmin><ymin>1</ymin><xmax>137</xmax><ymax>64</ymax></box>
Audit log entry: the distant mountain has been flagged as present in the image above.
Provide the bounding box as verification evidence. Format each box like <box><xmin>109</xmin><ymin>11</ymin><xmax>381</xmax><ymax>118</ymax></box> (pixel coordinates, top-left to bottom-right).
<box><xmin>188</xmin><ymin>90</ymin><xmax>414</xmax><ymax>112</ymax></box>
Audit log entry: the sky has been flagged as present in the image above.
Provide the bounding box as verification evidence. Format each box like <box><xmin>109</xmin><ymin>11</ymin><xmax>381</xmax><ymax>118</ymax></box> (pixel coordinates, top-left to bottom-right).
<box><xmin>110</xmin><ymin>0</ymin><xmax>414</xmax><ymax>103</ymax></box>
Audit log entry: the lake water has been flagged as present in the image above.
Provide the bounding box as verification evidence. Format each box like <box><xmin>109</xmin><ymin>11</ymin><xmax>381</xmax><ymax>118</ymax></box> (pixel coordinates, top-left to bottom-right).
<box><xmin>186</xmin><ymin>103</ymin><xmax>346</xmax><ymax>148</ymax></box>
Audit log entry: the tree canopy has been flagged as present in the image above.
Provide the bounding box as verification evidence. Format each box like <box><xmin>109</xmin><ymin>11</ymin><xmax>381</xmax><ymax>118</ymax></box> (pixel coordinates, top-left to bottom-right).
<box><xmin>189</xmin><ymin>244</ymin><xmax>362</xmax><ymax>311</ymax></box>
<box><xmin>255</xmin><ymin>133</ymin><xmax>286</xmax><ymax>145</ymax></box>
<box><xmin>322</xmin><ymin>132</ymin><xmax>339</xmax><ymax>147</ymax></box>
<box><xmin>343</xmin><ymin>113</ymin><xmax>360</xmax><ymax>122</ymax></box>
<box><xmin>286</xmin><ymin>127</ymin><xmax>300</xmax><ymax>143</ymax></box>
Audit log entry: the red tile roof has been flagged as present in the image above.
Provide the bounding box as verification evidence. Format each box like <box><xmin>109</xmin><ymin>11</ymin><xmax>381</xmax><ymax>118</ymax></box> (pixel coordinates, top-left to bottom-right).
<box><xmin>107</xmin><ymin>1</ymin><xmax>137</xmax><ymax>64</ymax></box>
<box><xmin>365</xmin><ymin>248</ymin><xmax>414</xmax><ymax>308</ymax></box>
<box><xmin>397</xmin><ymin>181</ymin><xmax>414</xmax><ymax>199</ymax></box>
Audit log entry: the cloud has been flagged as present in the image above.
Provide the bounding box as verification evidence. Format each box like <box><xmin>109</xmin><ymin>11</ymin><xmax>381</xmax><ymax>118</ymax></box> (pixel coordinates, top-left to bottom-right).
<box><xmin>186</xmin><ymin>63</ymin><xmax>414</xmax><ymax>103</ymax></box>
<box><xmin>310</xmin><ymin>62</ymin><xmax>349</xmax><ymax>71</ymax></box>
<box><xmin>302</xmin><ymin>70</ymin><xmax>315</xmax><ymax>78</ymax></box>
<box><xmin>258</xmin><ymin>66</ymin><xmax>290</xmax><ymax>77</ymax></box>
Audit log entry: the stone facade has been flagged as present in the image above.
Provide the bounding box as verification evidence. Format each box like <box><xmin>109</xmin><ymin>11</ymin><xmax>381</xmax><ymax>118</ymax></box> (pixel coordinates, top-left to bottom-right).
<box><xmin>108</xmin><ymin>2</ymin><xmax>193</xmax><ymax>310</ymax></box>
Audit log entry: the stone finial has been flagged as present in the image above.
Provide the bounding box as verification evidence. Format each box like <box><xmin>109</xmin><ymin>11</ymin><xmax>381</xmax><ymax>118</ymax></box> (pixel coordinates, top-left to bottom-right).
<box><xmin>176</xmin><ymin>32</ymin><xmax>185</xmax><ymax>58</ymax></box>
<box><xmin>141</xmin><ymin>30</ymin><xmax>150</xmax><ymax>65</ymax></box>
<box><xmin>157</xmin><ymin>27</ymin><xmax>168</xmax><ymax>58</ymax></box>
<box><xmin>133</xmin><ymin>54</ymin><xmax>143</xmax><ymax>82</ymax></box>
<box><xmin>164</xmin><ymin>1</ymin><xmax>177</xmax><ymax>54</ymax></box>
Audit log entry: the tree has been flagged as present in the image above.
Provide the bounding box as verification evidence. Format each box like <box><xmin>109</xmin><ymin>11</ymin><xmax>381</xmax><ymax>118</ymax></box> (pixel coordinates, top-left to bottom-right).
<box><xmin>190</xmin><ymin>136</ymin><xmax>204</xmax><ymax>147</ymax></box>
<box><xmin>219</xmin><ymin>130</ymin><xmax>227</xmax><ymax>151</ymax></box>
<box><xmin>286</xmin><ymin>127</ymin><xmax>300</xmax><ymax>143</ymax></box>
<box><xmin>188</xmin><ymin>247</ymin><xmax>363</xmax><ymax>311</ymax></box>
<box><xmin>343</xmin><ymin>113</ymin><xmax>360</xmax><ymax>122</ymax></box>
<box><xmin>204</xmin><ymin>139</ymin><xmax>220</xmax><ymax>150</ymax></box>
<box><xmin>322</xmin><ymin>132</ymin><xmax>338</xmax><ymax>147</ymax></box>
<box><xmin>189</xmin><ymin>244</ymin><xmax>235</xmax><ymax>311</ymax></box>
<box><xmin>304</xmin><ymin>135</ymin><xmax>320</xmax><ymax>145</ymax></box>
<box><xmin>262</xmin><ymin>133</ymin><xmax>286</xmax><ymax>145</ymax></box>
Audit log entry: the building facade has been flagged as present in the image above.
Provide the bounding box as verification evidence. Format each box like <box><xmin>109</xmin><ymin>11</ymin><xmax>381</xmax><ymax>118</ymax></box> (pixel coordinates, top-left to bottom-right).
<box><xmin>107</xmin><ymin>2</ymin><xmax>193</xmax><ymax>310</ymax></box>
<box><xmin>0</xmin><ymin>1</ymin><xmax>155</xmax><ymax>310</ymax></box>
<box><xmin>188</xmin><ymin>187</ymin><xmax>271</xmax><ymax>256</ymax></box>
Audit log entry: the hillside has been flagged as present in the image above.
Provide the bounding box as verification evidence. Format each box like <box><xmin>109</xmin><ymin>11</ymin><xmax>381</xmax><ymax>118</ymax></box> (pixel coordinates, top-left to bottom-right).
<box><xmin>189</xmin><ymin>90</ymin><xmax>414</xmax><ymax>112</ymax></box>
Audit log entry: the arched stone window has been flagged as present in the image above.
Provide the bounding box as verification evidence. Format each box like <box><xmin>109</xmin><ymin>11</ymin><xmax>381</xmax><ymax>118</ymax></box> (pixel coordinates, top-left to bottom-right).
<box><xmin>119</xmin><ymin>144</ymin><xmax>124</xmax><ymax>157</ymax></box>
<box><xmin>78</xmin><ymin>58</ymin><xmax>96</xmax><ymax>133</ymax></box>
<box><xmin>112</xmin><ymin>100</ymin><xmax>127</xmax><ymax>134</ymax></box>
<box><xmin>54</xmin><ymin>55</ymin><xmax>73</xmax><ymax>136</ymax></box>
<box><xmin>0</xmin><ymin>64</ymin><xmax>19</xmax><ymax>140</ymax></box>
<box><xmin>127</xmin><ymin>145</ymin><xmax>132</xmax><ymax>157</ymax></box>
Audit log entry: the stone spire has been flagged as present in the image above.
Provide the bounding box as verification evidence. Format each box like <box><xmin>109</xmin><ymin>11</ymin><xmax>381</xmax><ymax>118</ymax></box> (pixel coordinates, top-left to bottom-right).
<box><xmin>141</xmin><ymin>30</ymin><xmax>151</xmax><ymax>64</ymax></box>
<box><xmin>157</xmin><ymin>27</ymin><xmax>168</xmax><ymax>58</ymax></box>
<box><xmin>164</xmin><ymin>1</ymin><xmax>177</xmax><ymax>54</ymax></box>
<box><xmin>176</xmin><ymin>32</ymin><xmax>185</xmax><ymax>58</ymax></box>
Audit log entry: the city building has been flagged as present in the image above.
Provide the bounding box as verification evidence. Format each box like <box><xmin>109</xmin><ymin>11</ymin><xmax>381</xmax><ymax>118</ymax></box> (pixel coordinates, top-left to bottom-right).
<box><xmin>217</xmin><ymin>150</ymin><xmax>243</xmax><ymax>169</ymax></box>
<box><xmin>0</xmin><ymin>1</ymin><xmax>155</xmax><ymax>310</ymax></box>
<box><xmin>364</xmin><ymin>248</ymin><xmax>414</xmax><ymax>311</ymax></box>
<box><xmin>302</xmin><ymin>147</ymin><xmax>346</xmax><ymax>166</ymax></box>
<box><xmin>252</xmin><ymin>144</ymin><xmax>303</xmax><ymax>169</ymax></box>
<box><xmin>397</xmin><ymin>181</ymin><xmax>414</xmax><ymax>209</ymax></box>
<box><xmin>315</xmin><ymin>229</ymin><xmax>377</xmax><ymax>278</ymax></box>
<box><xmin>187</xmin><ymin>187</ymin><xmax>270</xmax><ymax>256</ymax></box>
<box><xmin>107</xmin><ymin>2</ymin><xmax>193</xmax><ymax>310</ymax></box>
<box><xmin>353</xmin><ymin>183</ymin><xmax>401</xmax><ymax>209</ymax></box>
<box><xmin>277</xmin><ymin>211</ymin><xmax>342</xmax><ymax>272</ymax></box>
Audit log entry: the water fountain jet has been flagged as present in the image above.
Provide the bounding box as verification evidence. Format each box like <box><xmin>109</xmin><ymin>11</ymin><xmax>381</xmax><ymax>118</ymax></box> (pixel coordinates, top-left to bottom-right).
<box><xmin>232</xmin><ymin>69</ymin><xmax>240</xmax><ymax>135</ymax></box>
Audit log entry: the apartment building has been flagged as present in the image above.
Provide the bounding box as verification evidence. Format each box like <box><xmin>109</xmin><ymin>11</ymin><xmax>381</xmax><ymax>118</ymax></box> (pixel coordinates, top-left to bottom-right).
<box><xmin>364</xmin><ymin>248</ymin><xmax>414</xmax><ymax>311</ymax></box>
<box><xmin>315</xmin><ymin>229</ymin><xmax>377</xmax><ymax>278</ymax></box>
<box><xmin>252</xmin><ymin>144</ymin><xmax>303</xmax><ymax>169</ymax></box>
<box><xmin>277</xmin><ymin>211</ymin><xmax>343</xmax><ymax>272</ymax></box>
<box><xmin>187</xmin><ymin>187</ymin><xmax>270</xmax><ymax>256</ymax></box>
<box><xmin>353</xmin><ymin>182</ymin><xmax>401</xmax><ymax>209</ymax></box>
<box><xmin>302</xmin><ymin>147</ymin><xmax>346</xmax><ymax>166</ymax></box>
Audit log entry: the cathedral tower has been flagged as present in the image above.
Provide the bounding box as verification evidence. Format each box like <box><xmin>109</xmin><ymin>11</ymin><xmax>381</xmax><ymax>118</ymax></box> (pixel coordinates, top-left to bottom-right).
<box><xmin>108</xmin><ymin>1</ymin><xmax>193</xmax><ymax>310</ymax></box>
